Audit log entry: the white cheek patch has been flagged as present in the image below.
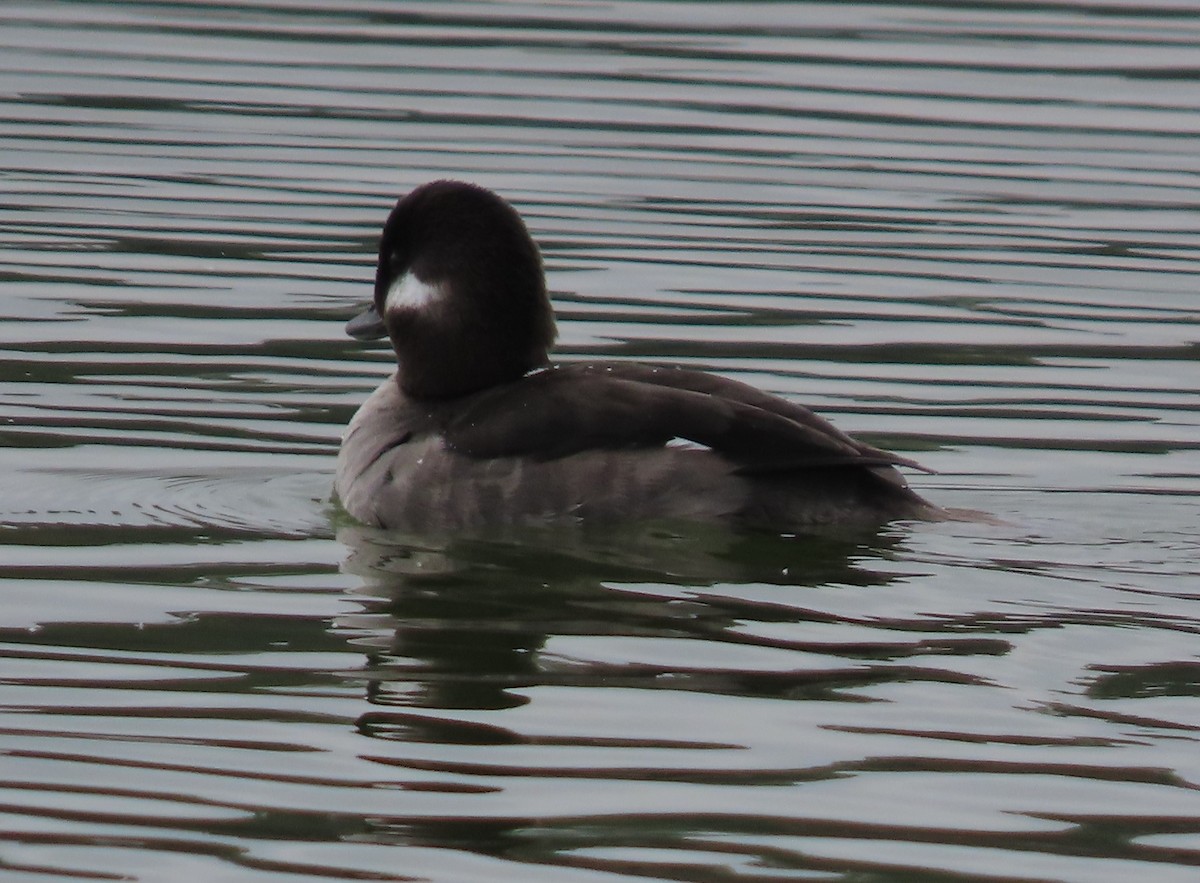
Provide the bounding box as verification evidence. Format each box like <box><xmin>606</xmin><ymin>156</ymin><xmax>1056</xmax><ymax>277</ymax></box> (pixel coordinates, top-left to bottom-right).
<box><xmin>385</xmin><ymin>271</ymin><xmax>442</xmax><ymax>313</ymax></box>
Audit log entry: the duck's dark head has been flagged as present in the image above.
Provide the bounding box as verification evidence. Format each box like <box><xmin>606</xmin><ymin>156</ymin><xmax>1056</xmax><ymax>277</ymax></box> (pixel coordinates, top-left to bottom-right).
<box><xmin>347</xmin><ymin>180</ymin><xmax>557</xmax><ymax>399</ymax></box>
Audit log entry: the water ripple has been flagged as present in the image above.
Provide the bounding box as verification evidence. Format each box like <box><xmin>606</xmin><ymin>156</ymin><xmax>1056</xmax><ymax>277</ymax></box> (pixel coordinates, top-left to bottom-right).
<box><xmin>3</xmin><ymin>2</ymin><xmax>1200</xmax><ymax>882</ymax></box>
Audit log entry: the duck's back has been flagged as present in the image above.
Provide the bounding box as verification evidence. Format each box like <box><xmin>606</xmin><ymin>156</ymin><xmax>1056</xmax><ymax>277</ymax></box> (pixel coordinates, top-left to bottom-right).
<box><xmin>335</xmin><ymin>366</ymin><xmax>940</xmax><ymax>532</ymax></box>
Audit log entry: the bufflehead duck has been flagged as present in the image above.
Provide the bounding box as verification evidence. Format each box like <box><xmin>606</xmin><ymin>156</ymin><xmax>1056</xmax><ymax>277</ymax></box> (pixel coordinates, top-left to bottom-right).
<box><xmin>335</xmin><ymin>180</ymin><xmax>945</xmax><ymax>532</ymax></box>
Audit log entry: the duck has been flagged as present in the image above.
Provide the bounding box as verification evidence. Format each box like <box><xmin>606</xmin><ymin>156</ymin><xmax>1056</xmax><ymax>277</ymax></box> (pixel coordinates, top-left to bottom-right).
<box><xmin>335</xmin><ymin>180</ymin><xmax>946</xmax><ymax>533</ymax></box>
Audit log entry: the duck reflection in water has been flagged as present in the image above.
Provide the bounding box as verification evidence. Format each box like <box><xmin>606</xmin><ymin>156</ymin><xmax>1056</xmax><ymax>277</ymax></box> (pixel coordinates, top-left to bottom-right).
<box><xmin>334</xmin><ymin>520</ymin><xmax>938</xmax><ymax>718</ymax></box>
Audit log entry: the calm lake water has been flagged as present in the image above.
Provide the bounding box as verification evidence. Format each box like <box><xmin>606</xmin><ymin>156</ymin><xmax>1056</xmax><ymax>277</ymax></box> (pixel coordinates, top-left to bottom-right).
<box><xmin>2</xmin><ymin>2</ymin><xmax>1199</xmax><ymax>881</ymax></box>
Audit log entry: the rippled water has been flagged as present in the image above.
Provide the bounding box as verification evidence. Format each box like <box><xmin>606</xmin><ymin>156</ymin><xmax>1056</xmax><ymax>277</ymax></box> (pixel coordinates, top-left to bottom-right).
<box><xmin>3</xmin><ymin>2</ymin><xmax>1200</xmax><ymax>881</ymax></box>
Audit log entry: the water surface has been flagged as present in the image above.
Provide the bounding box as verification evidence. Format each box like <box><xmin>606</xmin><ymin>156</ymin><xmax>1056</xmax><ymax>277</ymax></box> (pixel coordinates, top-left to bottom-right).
<box><xmin>2</xmin><ymin>2</ymin><xmax>1199</xmax><ymax>881</ymax></box>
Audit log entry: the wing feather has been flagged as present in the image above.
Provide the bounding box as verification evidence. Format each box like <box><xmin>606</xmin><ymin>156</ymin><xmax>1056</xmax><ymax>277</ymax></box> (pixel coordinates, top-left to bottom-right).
<box><xmin>441</xmin><ymin>363</ymin><xmax>930</xmax><ymax>475</ymax></box>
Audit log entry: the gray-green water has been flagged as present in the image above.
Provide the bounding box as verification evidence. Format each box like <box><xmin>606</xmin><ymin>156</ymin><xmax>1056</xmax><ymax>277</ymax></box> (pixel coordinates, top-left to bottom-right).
<box><xmin>2</xmin><ymin>2</ymin><xmax>1199</xmax><ymax>881</ymax></box>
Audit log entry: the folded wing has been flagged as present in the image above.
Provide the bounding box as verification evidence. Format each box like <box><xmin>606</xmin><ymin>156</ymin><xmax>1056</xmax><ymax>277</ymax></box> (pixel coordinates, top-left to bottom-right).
<box><xmin>442</xmin><ymin>362</ymin><xmax>929</xmax><ymax>475</ymax></box>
